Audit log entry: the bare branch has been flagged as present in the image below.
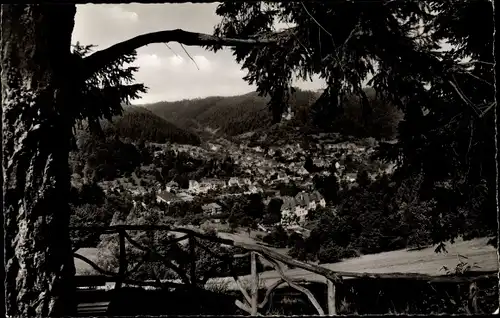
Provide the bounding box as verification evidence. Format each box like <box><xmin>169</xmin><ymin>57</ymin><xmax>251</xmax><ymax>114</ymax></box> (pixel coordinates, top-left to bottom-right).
<box><xmin>342</xmin><ymin>18</ymin><xmax>362</xmax><ymax>48</ymax></box>
<box><xmin>82</xmin><ymin>29</ymin><xmax>275</xmax><ymax>80</ymax></box>
<box><xmin>300</xmin><ymin>2</ymin><xmax>332</xmax><ymax>37</ymax></box>
<box><xmin>479</xmin><ymin>101</ymin><xmax>496</xmax><ymax>118</ymax></box>
<box><xmin>180</xmin><ymin>43</ymin><xmax>200</xmax><ymax>70</ymax></box>
<box><xmin>447</xmin><ymin>79</ymin><xmax>481</xmax><ymax>117</ymax></box>
<box><xmin>163</xmin><ymin>42</ymin><xmax>180</xmax><ymax>58</ymax></box>
<box><xmin>461</xmin><ymin>71</ymin><xmax>495</xmax><ymax>87</ymax></box>
<box><xmin>459</xmin><ymin>60</ymin><xmax>495</xmax><ymax>67</ymax></box>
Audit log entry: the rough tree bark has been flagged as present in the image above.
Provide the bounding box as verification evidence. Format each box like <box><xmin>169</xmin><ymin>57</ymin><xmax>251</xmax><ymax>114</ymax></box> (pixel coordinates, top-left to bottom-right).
<box><xmin>2</xmin><ymin>4</ymin><xmax>78</xmax><ymax>317</ymax></box>
<box><xmin>1</xmin><ymin>4</ymin><xmax>274</xmax><ymax>317</ymax></box>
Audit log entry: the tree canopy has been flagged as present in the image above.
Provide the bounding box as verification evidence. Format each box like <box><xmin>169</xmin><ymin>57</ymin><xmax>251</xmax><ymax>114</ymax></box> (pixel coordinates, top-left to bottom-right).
<box><xmin>209</xmin><ymin>0</ymin><xmax>496</xmax><ymax>245</ymax></box>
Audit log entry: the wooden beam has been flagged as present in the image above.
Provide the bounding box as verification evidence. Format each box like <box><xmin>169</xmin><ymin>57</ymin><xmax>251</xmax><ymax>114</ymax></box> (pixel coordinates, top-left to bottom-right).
<box><xmin>235</xmin><ymin>299</ymin><xmax>262</xmax><ymax>316</ymax></box>
<box><xmin>189</xmin><ymin>236</ymin><xmax>197</xmax><ymax>287</ymax></box>
<box><xmin>250</xmin><ymin>252</ymin><xmax>259</xmax><ymax>316</ymax></box>
<box><xmin>258</xmin><ymin>253</ymin><xmax>325</xmax><ymax>315</ymax></box>
<box><xmin>71</xmin><ymin>226</ymin><xmax>497</xmax><ymax>283</ymax></box>
<box><xmin>327</xmin><ymin>280</ymin><xmax>337</xmax><ymax>315</ymax></box>
<box><xmin>468</xmin><ymin>281</ymin><xmax>480</xmax><ymax>314</ymax></box>
<box><xmin>115</xmin><ymin>229</ymin><xmax>127</xmax><ymax>290</ymax></box>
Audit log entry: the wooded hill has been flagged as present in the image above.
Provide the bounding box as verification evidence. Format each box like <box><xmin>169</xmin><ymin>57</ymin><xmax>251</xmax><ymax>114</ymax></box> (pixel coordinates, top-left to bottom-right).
<box><xmin>144</xmin><ymin>87</ymin><xmax>402</xmax><ymax>140</ymax></box>
<box><xmin>144</xmin><ymin>89</ymin><xmax>321</xmax><ymax>137</ymax></box>
<box><xmin>101</xmin><ymin>105</ymin><xmax>201</xmax><ymax>145</ymax></box>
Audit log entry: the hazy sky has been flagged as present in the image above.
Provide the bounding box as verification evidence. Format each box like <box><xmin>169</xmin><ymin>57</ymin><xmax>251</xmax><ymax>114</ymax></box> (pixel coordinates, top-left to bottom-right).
<box><xmin>72</xmin><ymin>4</ymin><xmax>326</xmax><ymax>104</ymax></box>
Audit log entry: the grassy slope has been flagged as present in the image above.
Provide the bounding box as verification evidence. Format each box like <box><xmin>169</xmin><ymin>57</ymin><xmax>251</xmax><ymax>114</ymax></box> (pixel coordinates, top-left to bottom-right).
<box><xmin>75</xmin><ymin>236</ymin><xmax>497</xmax><ymax>280</ymax></box>
<box><xmin>206</xmin><ymin>237</ymin><xmax>498</xmax><ymax>289</ymax></box>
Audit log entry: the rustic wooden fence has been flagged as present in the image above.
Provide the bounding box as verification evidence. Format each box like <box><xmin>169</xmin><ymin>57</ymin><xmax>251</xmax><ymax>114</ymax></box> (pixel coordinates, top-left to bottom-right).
<box><xmin>70</xmin><ymin>225</ymin><xmax>497</xmax><ymax>316</ymax></box>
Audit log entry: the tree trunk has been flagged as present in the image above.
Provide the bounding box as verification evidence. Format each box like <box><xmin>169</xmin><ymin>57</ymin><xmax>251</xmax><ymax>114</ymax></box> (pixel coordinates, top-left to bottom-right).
<box><xmin>2</xmin><ymin>4</ymin><xmax>78</xmax><ymax>317</ymax></box>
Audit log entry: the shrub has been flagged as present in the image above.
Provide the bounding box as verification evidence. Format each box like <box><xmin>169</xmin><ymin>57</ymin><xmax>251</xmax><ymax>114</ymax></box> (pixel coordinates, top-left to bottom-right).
<box><xmin>317</xmin><ymin>244</ymin><xmax>358</xmax><ymax>264</ymax></box>
<box><xmin>287</xmin><ymin>232</ymin><xmax>304</xmax><ymax>248</ymax></box>
<box><xmin>262</xmin><ymin>226</ymin><xmax>289</xmax><ymax>248</ymax></box>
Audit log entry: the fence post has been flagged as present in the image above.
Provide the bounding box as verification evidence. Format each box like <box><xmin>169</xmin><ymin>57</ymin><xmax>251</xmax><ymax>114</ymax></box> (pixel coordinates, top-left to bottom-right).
<box><xmin>327</xmin><ymin>279</ymin><xmax>337</xmax><ymax>315</ymax></box>
<box><xmin>115</xmin><ymin>228</ymin><xmax>127</xmax><ymax>290</ymax></box>
<box><xmin>189</xmin><ymin>235</ymin><xmax>197</xmax><ymax>287</ymax></box>
<box><xmin>250</xmin><ymin>252</ymin><xmax>258</xmax><ymax>316</ymax></box>
<box><xmin>468</xmin><ymin>281</ymin><xmax>479</xmax><ymax>314</ymax></box>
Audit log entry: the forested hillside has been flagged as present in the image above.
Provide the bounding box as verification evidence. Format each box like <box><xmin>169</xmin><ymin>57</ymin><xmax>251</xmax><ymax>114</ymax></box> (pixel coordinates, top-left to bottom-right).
<box><xmin>102</xmin><ymin>105</ymin><xmax>201</xmax><ymax>145</ymax></box>
<box><xmin>144</xmin><ymin>89</ymin><xmax>321</xmax><ymax>136</ymax></box>
<box><xmin>145</xmin><ymin>87</ymin><xmax>402</xmax><ymax>140</ymax></box>
<box><xmin>70</xmin><ymin>106</ymin><xmax>201</xmax><ymax>183</ymax></box>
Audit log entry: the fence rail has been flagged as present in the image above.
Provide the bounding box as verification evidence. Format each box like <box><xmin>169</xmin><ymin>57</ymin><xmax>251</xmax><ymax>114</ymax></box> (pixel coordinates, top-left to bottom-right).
<box><xmin>70</xmin><ymin>225</ymin><xmax>497</xmax><ymax>316</ymax></box>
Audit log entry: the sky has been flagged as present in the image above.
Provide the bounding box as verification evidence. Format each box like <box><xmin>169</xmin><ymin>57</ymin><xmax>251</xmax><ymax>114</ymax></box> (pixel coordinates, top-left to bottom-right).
<box><xmin>72</xmin><ymin>3</ymin><xmax>326</xmax><ymax>105</ymax></box>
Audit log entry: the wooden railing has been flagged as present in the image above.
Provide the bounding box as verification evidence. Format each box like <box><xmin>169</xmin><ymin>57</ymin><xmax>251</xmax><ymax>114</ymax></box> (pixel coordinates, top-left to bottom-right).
<box><xmin>70</xmin><ymin>225</ymin><xmax>498</xmax><ymax>316</ymax></box>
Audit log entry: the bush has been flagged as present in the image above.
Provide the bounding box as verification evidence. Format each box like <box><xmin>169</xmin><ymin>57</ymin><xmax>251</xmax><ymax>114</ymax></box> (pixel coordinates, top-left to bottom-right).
<box><xmin>287</xmin><ymin>232</ymin><xmax>304</xmax><ymax>248</ymax></box>
<box><xmin>262</xmin><ymin>226</ymin><xmax>289</xmax><ymax>248</ymax></box>
<box><xmin>317</xmin><ymin>244</ymin><xmax>358</xmax><ymax>264</ymax></box>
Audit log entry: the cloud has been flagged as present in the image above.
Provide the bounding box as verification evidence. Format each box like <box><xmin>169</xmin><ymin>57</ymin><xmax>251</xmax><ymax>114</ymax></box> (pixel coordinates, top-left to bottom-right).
<box><xmin>108</xmin><ymin>6</ymin><xmax>139</xmax><ymax>23</ymax></box>
<box><xmin>192</xmin><ymin>55</ymin><xmax>212</xmax><ymax>71</ymax></box>
<box><xmin>166</xmin><ymin>55</ymin><xmax>185</xmax><ymax>68</ymax></box>
<box><xmin>136</xmin><ymin>54</ymin><xmax>163</xmax><ymax>68</ymax></box>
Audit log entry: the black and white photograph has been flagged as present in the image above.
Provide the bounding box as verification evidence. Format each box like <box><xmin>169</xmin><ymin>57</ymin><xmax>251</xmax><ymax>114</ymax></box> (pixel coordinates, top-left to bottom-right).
<box><xmin>1</xmin><ymin>1</ymin><xmax>498</xmax><ymax>317</ymax></box>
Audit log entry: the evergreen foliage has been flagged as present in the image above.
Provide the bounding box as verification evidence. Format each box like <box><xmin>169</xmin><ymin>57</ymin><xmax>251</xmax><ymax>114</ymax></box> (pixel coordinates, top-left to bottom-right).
<box><xmin>210</xmin><ymin>1</ymin><xmax>496</xmax><ymax>245</ymax></box>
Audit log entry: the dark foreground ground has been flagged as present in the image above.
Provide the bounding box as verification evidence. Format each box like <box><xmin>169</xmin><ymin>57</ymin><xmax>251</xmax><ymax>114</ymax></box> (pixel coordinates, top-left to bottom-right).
<box><xmin>76</xmin><ymin>276</ymin><xmax>499</xmax><ymax>316</ymax></box>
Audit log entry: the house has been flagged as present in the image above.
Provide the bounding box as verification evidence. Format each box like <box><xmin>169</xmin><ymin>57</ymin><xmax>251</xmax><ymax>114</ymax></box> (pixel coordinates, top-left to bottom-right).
<box><xmin>297</xmin><ymin>167</ymin><xmax>310</xmax><ymax>176</ymax></box>
<box><xmin>177</xmin><ymin>192</ymin><xmax>194</xmax><ymax>202</ymax></box>
<box><xmin>313</xmin><ymin>158</ymin><xmax>328</xmax><ymax>167</ymax></box>
<box><xmin>308</xmin><ymin>201</ymin><xmax>317</xmax><ymax>210</ymax></box>
<box><xmin>246</xmin><ymin>184</ymin><xmax>260</xmax><ymax>194</ymax></box>
<box><xmin>202</xmin><ymin>203</ymin><xmax>222</xmax><ymax>215</ymax></box>
<box><xmin>280</xmin><ymin>196</ymin><xmax>296</xmax><ymax>215</ymax></box>
<box><xmin>166</xmin><ymin>181</ymin><xmax>179</xmax><ymax>192</ymax></box>
<box><xmin>295</xmin><ymin>191</ymin><xmax>310</xmax><ymax>207</ymax></box>
<box><xmin>276</xmin><ymin>172</ymin><xmax>287</xmax><ymax>180</ymax></box>
<box><xmin>345</xmin><ymin>173</ymin><xmax>357</xmax><ymax>183</ymax></box>
<box><xmin>319</xmin><ymin>198</ymin><xmax>326</xmax><ymax>208</ymax></box>
<box><xmin>188</xmin><ymin>180</ymin><xmax>200</xmax><ymax>191</ymax></box>
<box><xmin>228</xmin><ymin>177</ymin><xmax>241</xmax><ymax>187</ymax></box>
<box><xmin>309</xmin><ymin>190</ymin><xmax>321</xmax><ymax>201</ymax></box>
<box><xmin>156</xmin><ymin>191</ymin><xmax>181</xmax><ymax>205</ymax></box>
<box><xmin>130</xmin><ymin>187</ymin><xmax>147</xmax><ymax>196</ymax></box>
<box><xmin>200</xmin><ymin>178</ymin><xmax>227</xmax><ymax>189</ymax></box>
<box><xmin>305</xmin><ymin>191</ymin><xmax>326</xmax><ymax>208</ymax></box>
<box><xmin>208</xmin><ymin>143</ymin><xmax>219</xmax><ymax>151</ymax></box>
<box><xmin>294</xmin><ymin>206</ymin><xmax>308</xmax><ymax>221</ymax></box>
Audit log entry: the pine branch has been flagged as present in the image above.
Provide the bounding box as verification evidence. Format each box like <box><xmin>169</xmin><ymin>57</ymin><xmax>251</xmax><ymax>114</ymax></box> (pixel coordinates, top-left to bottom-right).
<box><xmin>82</xmin><ymin>29</ymin><xmax>275</xmax><ymax>80</ymax></box>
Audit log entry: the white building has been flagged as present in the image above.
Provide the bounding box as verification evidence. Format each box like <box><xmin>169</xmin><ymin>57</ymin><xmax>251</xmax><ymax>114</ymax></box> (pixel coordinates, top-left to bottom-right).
<box><xmin>188</xmin><ymin>180</ymin><xmax>200</xmax><ymax>191</ymax></box>
<box><xmin>228</xmin><ymin>177</ymin><xmax>241</xmax><ymax>187</ymax></box>
<box><xmin>156</xmin><ymin>191</ymin><xmax>181</xmax><ymax>205</ymax></box>
<box><xmin>202</xmin><ymin>203</ymin><xmax>222</xmax><ymax>215</ymax></box>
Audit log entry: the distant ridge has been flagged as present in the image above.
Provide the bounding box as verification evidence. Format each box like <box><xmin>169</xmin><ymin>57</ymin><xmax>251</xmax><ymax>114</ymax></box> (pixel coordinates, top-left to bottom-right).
<box><xmin>143</xmin><ymin>89</ymin><xmax>321</xmax><ymax>136</ymax></box>
<box><xmin>142</xmin><ymin>87</ymin><xmax>401</xmax><ymax>140</ymax></box>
